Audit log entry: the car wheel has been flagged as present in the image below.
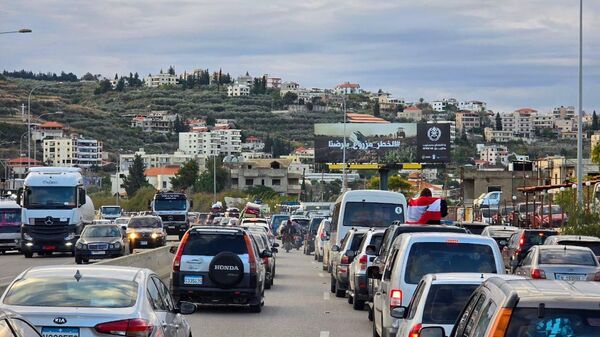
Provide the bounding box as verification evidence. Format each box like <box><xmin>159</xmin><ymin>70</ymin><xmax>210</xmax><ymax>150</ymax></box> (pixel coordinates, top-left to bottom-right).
<box><xmin>23</xmin><ymin>251</ymin><xmax>33</xmax><ymax>258</ymax></box>
<box><xmin>330</xmin><ymin>275</ymin><xmax>336</xmax><ymax>294</ymax></box>
<box><xmin>353</xmin><ymin>298</ymin><xmax>365</xmax><ymax>311</ymax></box>
<box><xmin>265</xmin><ymin>278</ymin><xmax>272</xmax><ymax>290</ymax></box>
<box><xmin>83</xmin><ymin>258</ymin><xmax>89</xmax><ymax>263</ymax></box>
<box><xmin>368</xmin><ymin>307</ymin><xmax>374</xmax><ymax>321</ymax></box>
<box><xmin>314</xmin><ymin>253</ymin><xmax>317</xmax><ymax>260</ymax></box>
<box><xmin>335</xmin><ymin>280</ymin><xmax>345</xmax><ymax>298</ymax></box>
<box><xmin>249</xmin><ymin>303</ymin><xmax>262</xmax><ymax>313</ymax></box>
<box><xmin>75</xmin><ymin>256</ymin><xmax>83</xmax><ymax>264</ymax></box>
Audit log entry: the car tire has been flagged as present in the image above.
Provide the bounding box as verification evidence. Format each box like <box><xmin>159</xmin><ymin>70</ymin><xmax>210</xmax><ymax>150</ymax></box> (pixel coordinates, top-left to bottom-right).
<box><xmin>335</xmin><ymin>280</ymin><xmax>345</xmax><ymax>298</ymax></box>
<box><xmin>75</xmin><ymin>256</ymin><xmax>83</xmax><ymax>264</ymax></box>
<box><xmin>24</xmin><ymin>251</ymin><xmax>33</xmax><ymax>258</ymax></box>
<box><xmin>368</xmin><ymin>307</ymin><xmax>374</xmax><ymax>321</ymax></box>
<box><xmin>330</xmin><ymin>275</ymin><xmax>336</xmax><ymax>294</ymax></box>
<box><xmin>249</xmin><ymin>303</ymin><xmax>262</xmax><ymax>313</ymax></box>
<box><xmin>208</xmin><ymin>252</ymin><xmax>245</xmax><ymax>288</ymax></box>
<box><xmin>353</xmin><ymin>298</ymin><xmax>365</xmax><ymax>310</ymax></box>
<box><xmin>265</xmin><ymin>278</ymin><xmax>272</xmax><ymax>290</ymax></box>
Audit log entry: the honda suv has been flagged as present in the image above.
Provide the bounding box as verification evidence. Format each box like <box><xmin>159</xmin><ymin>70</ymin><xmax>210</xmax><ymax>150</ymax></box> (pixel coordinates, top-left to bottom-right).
<box><xmin>170</xmin><ymin>226</ymin><xmax>270</xmax><ymax>313</ymax></box>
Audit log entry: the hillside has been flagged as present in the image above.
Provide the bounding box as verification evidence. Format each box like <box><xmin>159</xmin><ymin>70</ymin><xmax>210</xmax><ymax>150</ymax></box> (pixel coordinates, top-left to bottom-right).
<box><xmin>0</xmin><ymin>78</ymin><xmax>342</xmax><ymax>158</ymax></box>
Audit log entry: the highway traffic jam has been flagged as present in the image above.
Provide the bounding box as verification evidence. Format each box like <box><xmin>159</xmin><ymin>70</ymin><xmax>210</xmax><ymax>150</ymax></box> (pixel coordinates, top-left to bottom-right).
<box><xmin>1</xmin><ymin>167</ymin><xmax>600</xmax><ymax>337</ymax></box>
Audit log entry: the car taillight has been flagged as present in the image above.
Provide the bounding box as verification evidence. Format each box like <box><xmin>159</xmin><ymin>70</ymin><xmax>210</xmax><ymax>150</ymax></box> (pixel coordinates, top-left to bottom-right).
<box><xmin>518</xmin><ymin>233</ymin><xmax>525</xmax><ymax>247</ymax></box>
<box><xmin>341</xmin><ymin>255</ymin><xmax>350</xmax><ymax>264</ymax></box>
<box><xmin>172</xmin><ymin>231</ymin><xmax>190</xmax><ymax>272</ymax></box>
<box><xmin>262</xmin><ymin>257</ymin><xmax>269</xmax><ymax>265</ymax></box>
<box><xmin>95</xmin><ymin>318</ymin><xmax>153</xmax><ymax>337</ymax></box>
<box><xmin>593</xmin><ymin>272</ymin><xmax>600</xmax><ymax>281</ymax></box>
<box><xmin>531</xmin><ymin>268</ymin><xmax>546</xmax><ymax>279</ymax></box>
<box><xmin>487</xmin><ymin>308</ymin><xmax>513</xmax><ymax>337</ymax></box>
<box><xmin>390</xmin><ymin>289</ymin><xmax>402</xmax><ymax>309</ymax></box>
<box><xmin>359</xmin><ymin>254</ymin><xmax>368</xmax><ymax>270</ymax></box>
<box><xmin>408</xmin><ymin>323</ymin><xmax>422</xmax><ymax>337</ymax></box>
<box><xmin>244</xmin><ymin>234</ymin><xmax>257</xmax><ymax>274</ymax></box>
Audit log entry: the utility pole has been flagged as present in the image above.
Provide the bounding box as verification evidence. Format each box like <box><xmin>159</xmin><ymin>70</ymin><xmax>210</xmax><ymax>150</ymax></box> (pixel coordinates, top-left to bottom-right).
<box><xmin>342</xmin><ymin>97</ymin><xmax>347</xmax><ymax>192</ymax></box>
<box><xmin>576</xmin><ymin>0</ymin><xmax>584</xmax><ymax>206</ymax></box>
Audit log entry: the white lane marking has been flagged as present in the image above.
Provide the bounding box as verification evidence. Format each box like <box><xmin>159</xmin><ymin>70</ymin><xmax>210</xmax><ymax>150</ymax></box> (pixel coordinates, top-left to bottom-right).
<box><xmin>323</xmin><ymin>291</ymin><xmax>330</xmax><ymax>300</ymax></box>
<box><xmin>320</xmin><ymin>331</ymin><xmax>330</xmax><ymax>337</ymax></box>
<box><xmin>318</xmin><ymin>272</ymin><xmax>325</xmax><ymax>278</ymax></box>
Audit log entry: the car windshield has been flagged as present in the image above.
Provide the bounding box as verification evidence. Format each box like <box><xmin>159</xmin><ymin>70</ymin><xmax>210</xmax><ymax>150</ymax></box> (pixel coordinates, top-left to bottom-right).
<box><xmin>183</xmin><ymin>233</ymin><xmax>247</xmax><ymax>255</ymax></box>
<box><xmin>0</xmin><ymin>209</ymin><xmax>21</xmax><ymax>226</ymax></box>
<box><xmin>557</xmin><ymin>241</ymin><xmax>600</xmax><ymax>256</ymax></box>
<box><xmin>505</xmin><ymin>308</ymin><xmax>600</xmax><ymax>337</ymax></box>
<box><xmin>3</xmin><ymin>277</ymin><xmax>138</xmax><ymax>308</ymax></box>
<box><xmin>343</xmin><ymin>202</ymin><xmax>404</xmax><ymax>227</ymax></box>
<box><xmin>128</xmin><ymin>218</ymin><xmax>161</xmax><ymax>229</ymax></box>
<box><xmin>541</xmin><ymin>205</ymin><xmax>562</xmax><ymax>215</ymax></box>
<box><xmin>347</xmin><ymin>233</ymin><xmax>365</xmax><ymax>251</ymax></box>
<box><xmin>154</xmin><ymin>198</ymin><xmax>187</xmax><ymax>211</ymax></box>
<box><xmin>83</xmin><ymin>226</ymin><xmax>121</xmax><ymax>238</ymax></box>
<box><xmin>539</xmin><ymin>249</ymin><xmax>597</xmax><ymax>266</ymax></box>
<box><xmin>101</xmin><ymin>207</ymin><xmax>121</xmax><ymax>215</ymax></box>
<box><xmin>405</xmin><ymin>242</ymin><xmax>497</xmax><ymax>284</ymax></box>
<box><xmin>423</xmin><ymin>284</ymin><xmax>479</xmax><ymax>324</ymax></box>
<box><xmin>25</xmin><ymin>186</ymin><xmax>76</xmax><ymax>209</ymax></box>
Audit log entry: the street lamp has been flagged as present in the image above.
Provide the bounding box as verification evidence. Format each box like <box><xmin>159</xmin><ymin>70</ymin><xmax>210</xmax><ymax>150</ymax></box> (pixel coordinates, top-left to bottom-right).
<box><xmin>0</xmin><ymin>28</ymin><xmax>32</xmax><ymax>35</ymax></box>
<box><xmin>512</xmin><ymin>195</ymin><xmax>517</xmax><ymax>226</ymax></box>
<box><xmin>576</xmin><ymin>0</ymin><xmax>584</xmax><ymax>207</ymax></box>
<box><xmin>341</xmin><ymin>97</ymin><xmax>347</xmax><ymax>192</ymax></box>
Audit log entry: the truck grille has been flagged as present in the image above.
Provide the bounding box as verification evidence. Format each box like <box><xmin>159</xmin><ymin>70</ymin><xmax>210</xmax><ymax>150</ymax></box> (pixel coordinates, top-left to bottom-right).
<box><xmin>33</xmin><ymin>217</ymin><xmax>70</xmax><ymax>226</ymax></box>
<box><xmin>27</xmin><ymin>224</ymin><xmax>70</xmax><ymax>239</ymax></box>
<box><xmin>160</xmin><ymin>214</ymin><xmax>185</xmax><ymax>222</ymax></box>
<box><xmin>88</xmin><ymin>243</ymin><xmax>109</xmax><ymax>250</ymax></box>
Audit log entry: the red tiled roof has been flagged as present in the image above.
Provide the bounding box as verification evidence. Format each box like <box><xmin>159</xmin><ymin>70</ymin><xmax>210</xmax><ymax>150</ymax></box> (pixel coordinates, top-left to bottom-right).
<box><xmin>7</xmin><ymin>157</ymin><xmax>42</xmax><ymax>165</ymax></box>
<box><xmin>515</xmin><ymin>108</ymin><xmax>537</xmax><ymax>114</ymax></box>
<box><xmin>39</xmin><ymin>121</ymin><xmax>64</xmax><ymax>129</ymax></box>
<box><xmin>337</xmin><ymin>82</ymin><xmax>360</xmax><ymax>89</ymax></box>
<box><xmin>145</xmin><ymin>166</ymin><xmax>180</xmax><ymax>176</ymax></box>
<box><xmin>346</xmin><ymin>113</ymin><xmax>389</xmax><ymax>124</ymax></box>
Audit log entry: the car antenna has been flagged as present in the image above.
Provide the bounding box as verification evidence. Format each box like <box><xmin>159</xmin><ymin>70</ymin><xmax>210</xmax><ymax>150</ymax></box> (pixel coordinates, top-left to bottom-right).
<box><xmin>74</xmin><ymin>270</ymin><xmax>82</xmax><ymax>282</ymax></box>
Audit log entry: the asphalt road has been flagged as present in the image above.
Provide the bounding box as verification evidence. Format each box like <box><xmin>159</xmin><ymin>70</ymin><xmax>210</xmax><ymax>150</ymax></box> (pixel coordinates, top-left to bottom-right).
<box><xmin>0</xmin><ymin>251</ymin><xmax>74</xmax><ymax>285</ymax></box>
<box><xmin>186</xmin><ymin>248</ymin><xmax>371</xmax><ymax>337</ymax></box>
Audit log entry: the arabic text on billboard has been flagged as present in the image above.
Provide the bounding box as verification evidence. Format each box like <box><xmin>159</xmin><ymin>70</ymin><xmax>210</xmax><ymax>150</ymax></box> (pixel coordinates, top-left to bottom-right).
<box><xmin>314</xmin><ymin>123</ymin><xmax>417</xmax><ymax>164</ymax></box>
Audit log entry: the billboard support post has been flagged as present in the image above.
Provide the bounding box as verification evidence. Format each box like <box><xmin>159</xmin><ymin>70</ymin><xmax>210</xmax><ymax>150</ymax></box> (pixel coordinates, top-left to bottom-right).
<box><xmin>379</xmin><ymin>168</ymin><xmax>389</xmax><ymax>191</ymax></box>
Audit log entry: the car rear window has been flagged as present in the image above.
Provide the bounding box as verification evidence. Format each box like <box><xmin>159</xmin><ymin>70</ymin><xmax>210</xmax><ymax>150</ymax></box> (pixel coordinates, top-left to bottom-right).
<box><xmin>183</xmin><ymin>233</ymin><xmax>247</xmax><ymax>256</ymax></box>
<box><xmin>423</xmin><ymin>284</ymin><xmax>479</xmax><ymax>324</ymax></box>
<box><xmin>462</xmin><ymin>225</ymin><xmax>487</xmax><ymax>235</ymax></box>
<box><xmin>557</xmin><ymin>241</ymin><xmax>600</xmax><ymax>256</ymax></box>
<box><xmin>3</xmin><ymin>277</ymin><xmax>137</xmax><ymax>308</ymax></box>
<box><xmin>505</xmin><ymin>308</ymin><xmax>600</xmax><ymax>337</ymax></box>
<box><xmin>489</xmin><ymin>229</ymin><xmax>517</xmax><ymax>238</ymax></box>
<box><xmin>368</xmin><ymin>234</ymin><xmax>384</xmax><ymax>251</ymax></box>
<box><xmin>539</xmin><ymin>249</ymin><xmax>597</xmax><ymax>266</ymax></box>
<box><xmin>525</xmin><ymin>231</ymin><xmax>557</xmax><ymax>245</ymax></box>
<box><xmin>343</xmin><ymin>202</ymin><xmax>404</xmax><ymax>227</ymax></box>
<box><xmin>349</xmin><ymin>233</ymin><xmax>366</xmax><ymax>251</ymax></box>
<box><xmin>404</xmin><ymin>242</ymin><xmax>497</xmax><ymax>284</ymax></box>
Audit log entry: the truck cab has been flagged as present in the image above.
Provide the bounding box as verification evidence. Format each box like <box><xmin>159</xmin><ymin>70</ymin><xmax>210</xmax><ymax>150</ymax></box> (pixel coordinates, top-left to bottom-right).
<box><xmin>99</xmin><ymin>205</ymin><xmax>122</xmax><ymax>221</ymax></box>
<box><xmin>18</xmin><ymin>167</ymin><xmax>94</xmax><ymax>258</ymax></box>
<box><xmin>150</xmin><ymin>191</ymin><xmax>191</xmax><ymax>239</ymax></box>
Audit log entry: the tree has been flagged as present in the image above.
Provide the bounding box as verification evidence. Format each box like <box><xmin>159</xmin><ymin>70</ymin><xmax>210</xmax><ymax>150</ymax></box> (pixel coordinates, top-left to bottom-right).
<box><xmin>173</xmin><ymin>115</ymin><xmax>188</xmax><ymax>133</ymax></box>
<box><xmin>592</xmin><ymin>143</ymin><xmax>600</xmax><ymax>165</ymax></box>
<box><xmin>121</xmin><ymin>155</ymin><xmax>149</xmax><ymax>197</ymax></box>
<box><xmin>593</xmin><ymin>111</ymin><xmax>599</xmax><ymax>131</ymax></box>
<box><xmin>170</xmin><ymin>160</ymin><xmax>199</xmax><ymax>191</ymax></box>
<box><xmin>81</xmin><ymin>72</ymin><xmax>96</xmax><ymax>81</ymax></box>
<box><xmin>115</xmin><ymin>78</ymin><xmax>125</xmax><ymax>92</ymax></box>
<box><xmin>205</xmin><ymin>114</ymin><xmax>216</xmax><ymax>126</ymax></box>
<box><xmin>94</xmin><ymin>79</ymin><xmax>112</xmax><ymax>95</ymax></box>
<box><xmin>114</xmin><ymin>73</ymin><xmax>118</xmax><ymax>80</ymax></box>
<box><xmin>282</xmin><ymin>92</ymin><xmax>298</xmax><ymax>106</ymax></box>
<box><xmin>195</xmin><ymin>157</ymin><xmax>228</xmax><ymax>193</ymax></box>
<box><xmin>168</xmin><ymin>66</ymin><xmax>176</xmax><ymax>75</ymax></box>
<box><xmin>373</xmin><ymin>100</ymin><xmax>380</xmax><ymax>117</ymax></box>
<box><xmin>495</xmin><ymin>112</ymin><xmax>502</xmax><ymax>130</ymax></box>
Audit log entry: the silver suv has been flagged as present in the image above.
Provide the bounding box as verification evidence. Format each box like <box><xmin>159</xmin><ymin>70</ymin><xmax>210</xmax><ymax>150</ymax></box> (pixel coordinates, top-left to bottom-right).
<box><xmin>330</xmin><ymin>228</ymin><xmax>369</xmax><ymax>298</ymax></box>
<box><xmin>170</xmin><ymin>226</ymin><xmax>270</xmax><ymax>313</ymax></box>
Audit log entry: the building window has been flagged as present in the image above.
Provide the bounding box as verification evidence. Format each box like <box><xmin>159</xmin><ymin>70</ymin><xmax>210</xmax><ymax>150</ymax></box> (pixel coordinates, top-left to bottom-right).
<box><xmin>232</xmin><ymin>178</ymin><xmax>239</xmax><ymax>185</ymax></box>
<box><xmin>245</xmin><ymin>179</ymin><xmax>253</xmax><ymax>186</ymax></box>
<box><xmin>272</xmin><ymin>179</ymin><xmax>281</xmax><ymax>186</ymax></box>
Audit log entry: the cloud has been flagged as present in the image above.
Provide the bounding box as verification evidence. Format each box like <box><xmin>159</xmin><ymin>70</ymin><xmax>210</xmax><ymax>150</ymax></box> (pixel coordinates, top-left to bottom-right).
<box><xmin>2</xmin><ymin>0</ymin><xmax>600</xmax><ymax>111</ymax></box>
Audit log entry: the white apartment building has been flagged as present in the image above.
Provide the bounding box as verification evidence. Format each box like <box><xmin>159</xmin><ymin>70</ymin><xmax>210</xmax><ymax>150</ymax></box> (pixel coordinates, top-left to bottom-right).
<box><xmin>32</xmin><ymin>121</ymin><xmax>65</xmax><ymax>141</ymax></box>
<box><xmin>131</xmin><ymin>111</ymin><xmax>177</xmax><ymax>133</ymax></box>
<box><xmin>280</xmin><ymin>82</ymin><xmax>300</xmax><ymax>96</ymax></box>
<box><xmin>43</xmin><ymin>136</ymin><xmax>103</xmax><ymax>168</ymax></box>
<box><xmin>484</xmin><ymin>128</ymin><xmax>513</xmax><ymax>143</ymax></box>
<box><xmin>119</xmin><ymin>148</ymin><xmax>198</xmax><ymax>172</ymax></box>
<box><xmin>478</xmin><ymin>144</ymin><xmax>509</xmax><ymax>166</ymax></box>
<box><xmin>531</xmin><ymin>114</ymin><xmax>554</xmax><ymax>130</ymax></box>
<box><xmin>555</xmin><ymin>119</ymin><xmax>575</xmax><ymax>133</ymax></box>
<box><xmin>236</xmin><ymin>73</ymin><xmax>253</xmax><ymax>87</ymax></box>
<box><xmin>227</xmin><ymin>83</ymin><xmax>250</xmax><ymax>97</ymax></box>
<box><xmin>459</xmin><ymin>100</ymin><xmax>487</xmax><ymax>112</ymax></box>
<box><xmin>241</xmin><ymin>136</ymin><xmax>265</xmax><ymax>152</ymax></box>
<box><xmin>178</xmin><ymin>128</ymin><xmax>242</xmax><ymax>157</ymax></box>
<box><xmin>553</xmin><ymin>106</ymin><xmax>576</xmax><ymax>120</ymax></box>
<box><xmin>334</xmin><ymin>82</ymin><xmax>362</xmax><ymax>95</ymax></box>
<box><xmin>431</xmin><ymin>101</ymin><xmax>447</xmax><ymax>112</ymax></box>
<box><xmin>144</xmin><ymin>73</ymin><xmax>178</xmax><ymax>87</ymax></box>
<box><xmin>499</xmin><ymin>108</ymin><xmax>536</xmax><ymax>139</ymax></box>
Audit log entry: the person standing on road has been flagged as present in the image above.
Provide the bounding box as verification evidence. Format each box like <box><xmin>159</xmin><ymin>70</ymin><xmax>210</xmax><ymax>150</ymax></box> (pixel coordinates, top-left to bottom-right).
<box><xmin>406</xmin><ymin>188</ymin><xmax>447</xmax><ymax>224</ymax></box>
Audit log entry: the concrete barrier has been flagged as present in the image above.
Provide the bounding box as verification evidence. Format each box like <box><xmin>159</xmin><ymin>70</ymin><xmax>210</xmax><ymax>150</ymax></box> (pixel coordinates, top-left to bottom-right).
<box><xmin>95</xmin><ymin>244</ymin><xmax>176</xmax><ymax>279</ymax></box>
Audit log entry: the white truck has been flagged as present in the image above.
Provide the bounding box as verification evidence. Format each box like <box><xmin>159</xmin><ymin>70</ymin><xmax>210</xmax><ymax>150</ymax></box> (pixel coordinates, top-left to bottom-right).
<box><xmin>150</xmin><ymin>191</ymin><xmax>192</xmax><ymax>239</ymax></box>
<box><xmin>98</xmin><ymin>205</ymin><xmax>123</xmax><ymax>221</ymax></box>
<box><xmin>17</xmin><ymin>167</ymin><xmax>95</xmax><ymax>258</ymax></box>
<box><xmin>0</xmin><ymin>199</ymin><xmax>22</xmax><ymax>253</ymax></box>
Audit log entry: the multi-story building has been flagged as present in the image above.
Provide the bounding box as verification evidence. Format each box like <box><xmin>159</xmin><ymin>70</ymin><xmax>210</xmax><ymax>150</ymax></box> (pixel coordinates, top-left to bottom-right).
<box><xmin>144</xmin><ymin>73</ymin><xmax>178</xmax><ymax>87</ymax></box>
<box><xmin>455</xmin><ymin>111</ymin><xmax>480</xmax><ymax>133</ymax></box>
<box><xmin>119</xmin><ymin>148</ymin><xmax>198</xmax><ymax>172</ymax></box>
<box><xmin>31</xmin><ymin>121</ymin><xmax>65</xmax><ymax>141</ymax></box>
<box><xmin>555</xmin><ymin>119</ymin><xmax>575</xmax><ymax>133</ymax></box>
<box><xmin>131</xmin><ymin>111</ymin><xmax>177</xmax><ymax>133</ymax></box>
<box><xmin>280</xmin><ymin>81</ymin><xmax>300</xmax><ymax>96</ymax></box>
<box><xmin>397</xmin><ymin>106</ymin><xmax>423</xmax><ymax>121</ymax></box>
<box><xmin>236</xmin><ymin>73</ymin><xmax>253</xmax><ymax>87</ymax></box>
<box><xmin>591</xmin><ymin>133</ymin><xmax>600</xmax><ymax>154</ymax></box>
<box><xmin>227</xmin><ymin>83</ymin><xmax>250</xmax><ymax>97</ymax></box>
<box><xmin>265</xmin><ymin>75</ymin><xmax>282</xmax><ymax>89</ymax></box>
<box><xmin>431</xmin><ymin>101</ymin><xmax>447</xmax><ymax>112</ymax></box>
<box><xmin>531</xmin><ymin>113</ymin><xmax>554</xmax><ymax>130</ymax></box>
<box><xmin>228</xmin><ymin>158</ymin><xmax>301</xmax><ymax>196</ymax></box>
<box><xmin>241</xmin><ymin>136</ymin><xmax>265</xmax><ymax>152</ymax></box>
<box><xmin>484</xmin><ymin>127</ymin><xmax>513</xmax><ymax>143</ymax></box>
<box><xmin>478</xmin><ymin>144</ymin><xmax>509</xmax><ymax>166</ymax></box>
<box><xmin>553</xmin><ymin>106</ymin><xmax>576</xmax><ymax>120</ymax></box>
<box><xmin>334</xmin><ymin>82</ymin><xmax>362</xmax><ymax>95</ymax></box>
<box><xmin>43</xmin><ymin>135</ymin><xmax>103</xmax><ymax>168</ymax></box>
<box><xmin>178</xmin><ymin>128</ymin><xmax>242</xmax><ymax>157</ymax></box>
<box><xmin>499</xmin><ymin>108</ymin><xmax>535</xmax><ymax>139</ymax></box>
<box><xmin>459</xmin><ymin>100</ymin><xmax>487</xmax><ymax>112</ymax></box>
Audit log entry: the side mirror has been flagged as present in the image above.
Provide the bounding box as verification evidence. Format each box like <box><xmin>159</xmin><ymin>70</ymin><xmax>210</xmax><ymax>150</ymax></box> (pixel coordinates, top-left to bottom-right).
<box><xmin>260</xmin><ymin>249</ymin><xmax>273</xmax><ymax>258</ymax></box>
<box><xmin>273</xmin><ymin>242</ymin><xmax>280</xmax><ymax>248</ymax></box>
<box><xmin>346</xmin><ymin>250</ymin><xmax>356</xmax><ymax>258</ymax></box>
<box><xmin>169</xmin><ymin>245</ymin><xmax>178</xmax><ymax>254</ymax></box>
<box><xmin>419</xmin><ymin>327</ymin><xmax>446</xmax><ymax>337</ymax></box>
<box><xmin>178</xmin><ymin>301</ymin><xmax>196</xmax><ymax>315</ymax></box>
<box><xmin>78</xmin><ymin>188</ymin><xmax>86</xmax><ymax>207</ymax></box>
<box><xmin>390</xmin><ymin>306</ymin><xmax>407</xmax><ymax>319</ymax></box>
<box><xmin>16</xmin><ymin>188</ymin><xmax>23</xmax><ymax>205</ymax></box>
<box><xmin>331</xmin><ymin>245</ymin><xmax>340</xmax><ymax>252</ymax></box>
<box><xmin>367</xmin><ymin>266</ymin><xmax>381</xmax><ymax>279</ymax></box>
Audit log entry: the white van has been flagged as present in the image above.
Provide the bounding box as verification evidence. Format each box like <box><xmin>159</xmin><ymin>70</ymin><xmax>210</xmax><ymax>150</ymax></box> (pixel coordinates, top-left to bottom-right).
<box><xmin>371</xmin><ymin>232</ymin><xmax>504</xmax><ymax>337</ymax></box>
<box><xmin>325</xmin><ymin>190</ymin><xmax>407</xmax><ymax>272</ymax></box>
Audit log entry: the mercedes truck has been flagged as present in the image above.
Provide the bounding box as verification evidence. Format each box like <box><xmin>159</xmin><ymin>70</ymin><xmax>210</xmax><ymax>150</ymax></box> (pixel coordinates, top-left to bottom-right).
<box><xmin>150</xmin><ymin>191</ymin><xmax>192</xmax><ymax>239</ymax></box>
<box><xmin>18</xmin><ymin>167</ymin><xmax>95</xmax><ymax>257</ymax></box>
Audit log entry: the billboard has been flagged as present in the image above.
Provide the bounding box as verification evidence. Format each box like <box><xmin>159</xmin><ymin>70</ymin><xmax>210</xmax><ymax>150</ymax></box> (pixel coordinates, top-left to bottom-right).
<box><xmin>314</xmin><ymin>123</ymin><xmax>417</xmax><ymax>163</ymax></box>
<box><xmin>416</xmin><ymin>123</ymin><xmax>451</xmax><ymax>163</ymax></box>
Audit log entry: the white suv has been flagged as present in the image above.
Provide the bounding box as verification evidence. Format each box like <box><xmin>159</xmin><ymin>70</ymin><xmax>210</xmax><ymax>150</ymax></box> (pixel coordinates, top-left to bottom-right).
<box><xmin>370</xmin><ymin>233</ymin><xmax>504</xmax><ymax>337</ymax></box>
<box><xmin>394</xmin><ymin>273</ymin><xmax>524</xmax><ymax>337</ymax></box>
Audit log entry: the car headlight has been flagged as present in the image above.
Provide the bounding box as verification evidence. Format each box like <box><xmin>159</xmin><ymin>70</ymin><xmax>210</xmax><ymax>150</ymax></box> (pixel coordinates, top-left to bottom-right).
<box><xmin>76</xmin><ymin>242</ymin><xmax>84</xmax><ymax>249</ymax></box>
<box><xmin>109</xmin><ymin>244</ymin><xmax>115</xmax><ymax>249</ymax></box>
<box><xmin>128</xmin><ymin>232</ymin><xmax>137</xmax><ymax>240</ymax></box>
<box><xmin>65</xmin><ymin>233</ymin><xmax>76</xmax><ymax>241</ymax></box>
<box><xmin>151</xmin><ymin>233</ymin><xmax>159</xmax><ymax>239</ymax></box>
<box><xmin>23</xmin><ymin>233</ymin><xmax>33</xmax><ymax>241</ymax></box>
<box><xmin>113</xmin><ymin>242</ymin><xmax>121</xmax><ymax>249</ymax></box>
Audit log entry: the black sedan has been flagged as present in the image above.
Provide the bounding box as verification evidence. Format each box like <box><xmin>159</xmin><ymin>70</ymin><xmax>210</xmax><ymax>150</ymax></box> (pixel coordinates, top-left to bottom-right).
<box><xmin>75</xmin><ymin>224</ymin><xmax>125</xmax><ymax>264</ymax></box>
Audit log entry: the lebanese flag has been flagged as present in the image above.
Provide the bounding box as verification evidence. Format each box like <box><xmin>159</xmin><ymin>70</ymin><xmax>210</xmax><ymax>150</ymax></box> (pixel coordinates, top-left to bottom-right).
<box><xmin>406</xmin><ymin>197</ymin><xmax>442</xmax><ymax>225</ymax></box>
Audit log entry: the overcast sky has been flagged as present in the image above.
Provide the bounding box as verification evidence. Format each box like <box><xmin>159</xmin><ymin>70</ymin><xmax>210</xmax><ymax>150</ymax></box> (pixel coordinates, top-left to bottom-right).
<box><xmin>3</xmin><ymin>0</ymin><xmax>600</xmax><ymax>113</ymax></box>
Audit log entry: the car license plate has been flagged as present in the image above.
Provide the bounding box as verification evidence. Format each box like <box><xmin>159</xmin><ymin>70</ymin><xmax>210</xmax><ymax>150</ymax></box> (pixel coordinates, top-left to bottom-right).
<box><xmin>184</xmin><ymin>275</ymin><xmax>203</xmax><ymax>285</ymax></box>
<box><xmin>42</xmin><ymin>327</ymin><xmax>79</xmax><ymax>337</ymax></box>
<box><xmin>43</xmin><ymin>245</ymin><xmax>56</xmax><ymax>251</ymax></box>
<box><xmin>91</xmin><ymin>251</ymin><xmax>105</xmax><ymax>255</ymax></box>
<box><xmin>556</xmin><ymin>274</ymin><xmax>586</xmax><ymax>281</ymax></box>
<box><xmin>168</xmin><ymin>225</ymin><xmax>175</xmax><ymax>229</ymax></box>
<box><xmin>140</xmin><ymin>241</ymin><xmax>148</xmax><ymax>245</ymax></box>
